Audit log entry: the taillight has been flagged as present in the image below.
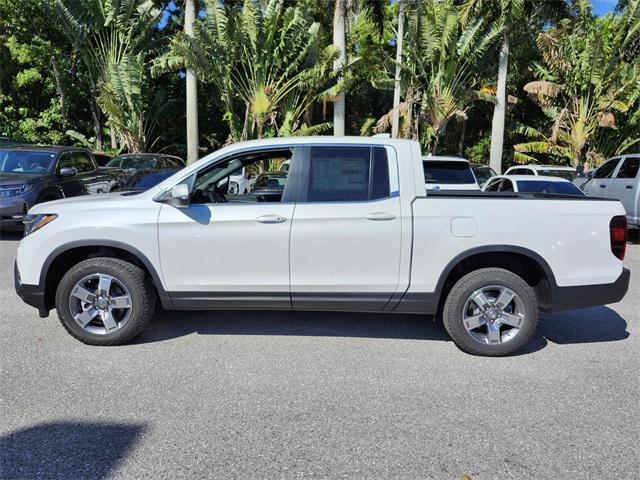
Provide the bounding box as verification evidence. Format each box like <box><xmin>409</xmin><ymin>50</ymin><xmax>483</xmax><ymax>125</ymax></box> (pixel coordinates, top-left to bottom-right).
<box><xmin>609</xmin><ymin>215</ymin><xmax>627</xmax><ymax>261</ymax></box>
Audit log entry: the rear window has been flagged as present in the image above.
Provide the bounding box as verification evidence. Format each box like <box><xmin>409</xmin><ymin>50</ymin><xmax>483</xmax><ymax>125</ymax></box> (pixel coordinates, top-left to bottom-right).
<box><xmin>424</xmin><ymin>161</ymin><xmax>476</xmax><ymax>185</ymax></box>
<box><xmin>539</xmin><ymin>169</ymin><xmax>576</xmax><ymax>181</ymax></box>
<box><xmin>516</xmin><ymin>180</ymin><xmax>583</xmax><ymax>195</ymax></box>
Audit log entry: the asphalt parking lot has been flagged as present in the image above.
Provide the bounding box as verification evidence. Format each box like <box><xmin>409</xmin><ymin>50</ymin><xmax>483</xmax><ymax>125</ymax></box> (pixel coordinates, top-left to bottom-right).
<box><xmin>1</xmin><ymin>231</ymin><xmax>638</xmax><ymax>480</ymax></box>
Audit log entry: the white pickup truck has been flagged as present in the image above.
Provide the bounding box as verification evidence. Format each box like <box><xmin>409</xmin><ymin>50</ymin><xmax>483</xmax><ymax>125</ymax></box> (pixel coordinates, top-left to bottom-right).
<box><xmin>15</xmin><ymin>137</ymin><xmax>630</xmax><ymax>356</ymax></box>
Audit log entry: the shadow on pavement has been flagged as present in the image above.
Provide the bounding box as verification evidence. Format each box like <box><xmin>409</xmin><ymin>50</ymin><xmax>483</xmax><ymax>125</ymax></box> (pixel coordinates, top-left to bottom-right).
<box><xmin>135</xmin><ymin>306</ymin><xmax>628</xmax><ymax>353</ymax></box>
<box><xmin>135</xmin><ymin>309</ymin><xmax>453</xmax><ymax>344</ymax></box>
<box><xmin>0</xmin><ymin>421</ymin><xmax>144</xmax><ymax>479</ymax></box>
<box><xmin>540</xmin><ymin>306</ymin><xmax>629</xmax><ymax>344</ymax></box>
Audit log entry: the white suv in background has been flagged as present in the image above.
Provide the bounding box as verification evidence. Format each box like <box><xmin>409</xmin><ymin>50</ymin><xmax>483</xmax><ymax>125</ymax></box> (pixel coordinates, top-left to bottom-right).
<box><xmin>422</xmin><ymin>156</ymin><xmax>480</xmax><ymax>191</ymax></box>
<box><xmin>505</xmin><ymin>165</ymin><xmax>576</xmax><ymax>181</ymax></box>
<box><xmin>581</xmin><ymin>155</ymin><xmax>640</xmax><ymax>229</ymax></box>
<box><xmin>227</xmin><ymin>166</ymin><xmax>257</xmax><ymax>194</ymax></box>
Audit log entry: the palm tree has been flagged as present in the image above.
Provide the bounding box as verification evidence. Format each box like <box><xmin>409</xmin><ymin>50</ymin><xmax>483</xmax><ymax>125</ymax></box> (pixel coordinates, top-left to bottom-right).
<box><xmin>184</xmin><ymin>0</ymin><xmax>199</xmax><ymax>164</ymax></box>
<box><xmin>514</xmin><ymin>0</ymin><xmax>640</xmax><ymax>168</ymax></box>
<box><xmin>377</xmin><ymin>0</ymin><xmax>501</xmax><ymax>153</ymax></box>
<box><xmin>154</xmin><ymin>0</ymin><xmax>340</xmax><ymax>142</ymax></box>
<box><xmin>333</xmin><ymin>0</ymin><xmax>346</xmax><ymax>136</ymax></box>
<box><xmin>55</xmin><ymin>0</ymin><xmax>163</xmax><ymax>152</ymax></box>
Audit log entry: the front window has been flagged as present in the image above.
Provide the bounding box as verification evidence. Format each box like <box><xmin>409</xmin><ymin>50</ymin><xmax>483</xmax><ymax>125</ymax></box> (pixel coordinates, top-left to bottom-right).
<box><xmin>192</xmin><ymin>149</ymin><xmax>292</xmax><ymax>203</ymax></box>
<box><xmin>0</xmin><ymin>150</ymin><xmax>56</xmax><ymax>173</ymax></box>
<box><xmin>424</xmin><ymin>161</ymin><xmax>476</xmax><ymax>185</ymax></box>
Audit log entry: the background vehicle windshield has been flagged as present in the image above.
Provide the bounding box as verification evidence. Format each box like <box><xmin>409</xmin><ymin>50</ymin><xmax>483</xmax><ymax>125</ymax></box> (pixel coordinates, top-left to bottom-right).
<box><xmin>107</xmin><ymin>155</ymin><xmax>159</xmax><ymax>169</ymax></box>
<box><xmin>539</xmin><ymin>169</ymin><xmax>576</xmax><ymax>181</ymax></box>
<box><xmin>124</xmin><ymin>170</ymin><xmax>176</xmax><ymax>190</ymax></box>
<box><xmin>254</xmin><ymin>173</ymin><xmax>287</xmax><ymax>190</ymax></box>
<box><xmin>516</xmin><ymin>180</ymin><xmax>584</xmax><ymax>195</ymax></box>
<box><xmin>0</xmin><ymin>150</ymin><xmax>56</xmax><ymax>173</ymax></box>
<box><xmin>424</xmin><ymin>161</ymin><xmax>476</xmax><ymax>184</ymax></box>
<box><xmin>472</xmin><ymin>166</ymin><xmax>496</xmax><ymax>185</ymax></box>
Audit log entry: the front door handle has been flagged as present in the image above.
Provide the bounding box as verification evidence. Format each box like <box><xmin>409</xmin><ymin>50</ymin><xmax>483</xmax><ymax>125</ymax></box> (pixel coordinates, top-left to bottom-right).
<box><xmin>255</xmin><ymin>214</ymin><xmax>287</xmax><ymax>224</ymax></box>
<box><xmin>600</xmin><ymin>184</ymin><xmax>607</xmax><ymax>188</ymax></box>
<box><xmin>625</xmin><ymin>185</ymin><xmax>634</xmax><ymax>189</ymax></box>
<box><xmin>366</xmin><ymin>212</ymin><xmax>396</xmax><ymax>221</ymax></box>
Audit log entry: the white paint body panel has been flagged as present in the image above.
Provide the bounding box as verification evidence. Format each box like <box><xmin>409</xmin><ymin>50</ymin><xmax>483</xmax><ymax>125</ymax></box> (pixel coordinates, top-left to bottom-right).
<box><xmin>18</xmin><ymin>137</ymin><xmax>627</xmax><ymax>310</ymax></box>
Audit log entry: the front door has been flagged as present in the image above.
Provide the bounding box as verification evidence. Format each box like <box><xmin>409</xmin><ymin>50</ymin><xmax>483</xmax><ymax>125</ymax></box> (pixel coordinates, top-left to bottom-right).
<box><xmin>289</xmin><ymin>145</ymin><xmax>402</xmax><ymax>310</ymax></box>
<box><xmin>158</xmin><ymin>147</ymin><xmax>298</xmax><ymax>309</ymax></box>
<box><xmin>607</xmin><ymin>156</ymin><xmax>639</xmax><ymax>222</ymax></box>
<box><xmin>583</xmin><ymin>157</ymin><xmax>620</xmax><ymax>197</ymax></box>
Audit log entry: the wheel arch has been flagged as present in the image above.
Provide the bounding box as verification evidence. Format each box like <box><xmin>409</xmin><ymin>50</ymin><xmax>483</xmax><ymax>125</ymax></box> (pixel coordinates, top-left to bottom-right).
<box><xmin>41</xmin><ymin>240</ymin><xmax>171</xmax><ymax>310</ymax></box>
<box><xmin>434</xmin><ymin>245</ymin><xmax>557</xmax><ymax>312</ymax></box>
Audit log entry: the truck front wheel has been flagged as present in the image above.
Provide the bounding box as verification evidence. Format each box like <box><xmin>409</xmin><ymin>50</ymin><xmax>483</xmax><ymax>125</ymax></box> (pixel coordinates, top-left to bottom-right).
<box><xmin>442</xmin><ymin>268</ymin><xmax>538</xmax><ymax>356</ymax></box>
<box><xmin>55</xmin><ymin>257</ymin><xmax>156</xmax><ymax>345</ymax></box>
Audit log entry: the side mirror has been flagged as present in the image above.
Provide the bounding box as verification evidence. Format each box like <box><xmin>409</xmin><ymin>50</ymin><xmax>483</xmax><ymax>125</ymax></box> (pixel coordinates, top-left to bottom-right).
<box><xmin>59</xmin><ymin>167</ymin><xmax>77</xmax><ymax>177</ymax></box>
<box><xmin>248</xmin><ymin>173</ymin><xmax>256</xmax><ymax>180</ymax></box>
<box><xmin>167</xmin><ymin>183</ymin><xmax>190</xmax><ymax>208</ymax></box>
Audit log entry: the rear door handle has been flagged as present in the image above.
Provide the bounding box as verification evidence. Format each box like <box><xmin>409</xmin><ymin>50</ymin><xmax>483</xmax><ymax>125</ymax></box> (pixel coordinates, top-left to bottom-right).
<box><xmin>255</xmin><ymin>214</ymin><xmax>287</xmax><ymax>224</ymax></box>
<box><xmin>366</xmin><ymin>212</ymin><xmax>396</xmax><ymax>221</ymax></box>
<box><xmin>625</xmin><ymin>185</ymin><xmax>634</xmax><ymax>189</ymax></box>
<box><xmin>600</xmin><ymin>184</ymin><xmax>607</xmax><ymax>188</ymax></box>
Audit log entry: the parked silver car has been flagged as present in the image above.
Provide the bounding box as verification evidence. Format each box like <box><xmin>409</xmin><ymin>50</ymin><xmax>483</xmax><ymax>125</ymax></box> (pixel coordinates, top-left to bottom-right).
<box><xmin>581</xmin><ymin>154</ymin><xmax>639</xmax><ymax>229</ymax></box>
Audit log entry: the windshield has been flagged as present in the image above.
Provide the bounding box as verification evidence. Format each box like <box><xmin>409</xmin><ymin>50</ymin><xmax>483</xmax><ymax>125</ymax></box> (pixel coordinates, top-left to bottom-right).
<box><xmin>108</xmin><ymin>155</ymin><xmax>160</xmax><ymax>169</ymax></box>
<box><xmin>254</xmin><ymin>173</ymin><xmax>287</xmax><ymax>190</ymax></box>
<box><xmin>424</xmin><ymin>161</ymin><xmax>476</xmax><ymax>184</ymax></box>
<box><xmin>124</xmin><ymin>170</ymin><xmax>176</xmax><ymax>190</ymax></box>
<box><xmin>472</xmin><ymin>165</ymin><xmax>496</xmax><ymax>185</ymax></box>
<box><xmin>516</xmin><ymin>180</ymin><xmax>584</xmax><ymax>195</ymax></box>
<box><xmin>0</xmin><ymin>150</ymin><xmax>56</xmax><ymax>173</ymax></box>
<box><xmin>539</xmin><ymin>169</ymin><xmax>576</xmax><ymax>181</ymax></box>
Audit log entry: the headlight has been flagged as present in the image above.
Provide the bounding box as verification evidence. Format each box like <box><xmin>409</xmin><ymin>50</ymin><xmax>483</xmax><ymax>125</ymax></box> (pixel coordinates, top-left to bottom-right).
<box><xmin>23</xmin><ymin>214</ymin><xmax>58</xmax><ymax>236</ymax></box>
<box><xmin>0</xmin><ymin>184</ymin><xmax>34</xmax><ymax>197</ymax></box>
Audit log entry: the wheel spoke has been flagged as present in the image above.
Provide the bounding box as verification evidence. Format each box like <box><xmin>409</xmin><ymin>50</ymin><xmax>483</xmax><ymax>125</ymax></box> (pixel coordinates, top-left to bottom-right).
<box><xmin>97</xmin><ymin>275</ymin><xmax>113</xmax><ymax>296</ymax></box>
<box><xmin>472</xmin><ymin>291</ymin><xmax>491</xmax><ymax>310</ymax></box>
<box><xmin>75</xmin><ymin>308</ymin><xmax>98</xmax><ymax>326</ymax></box>
<box><xmin>501</xmin><ymin>312</ymin><xmax>524</xmax><ymax>328</ymax></box>
<box><xmin>100</xmin><ymin>311</ymin><xmax>118</xmax><ymax>332</ymax></box>
<box><xmin>486</xmin><ymin>322</ymin><xmax>502</xmax><ymax>344</ymax></box>
<box><xmin>464</xmin><ymin>314</ymin><xmax>486</xmax><ymax>331</ymax></box>
<box><xmin>495</xmin><ymin>289</ymin><xmax>515</xmax><ymax>310</ymax></box>
<box><xmin>110</xmin><ymin>296</ymin><xmax>131</xmax><ymax>309</ymax></box>
<box><xmin>71</xmin><ymin>286</ymin><xmax>95</xmax><ymax>304</ymax></box>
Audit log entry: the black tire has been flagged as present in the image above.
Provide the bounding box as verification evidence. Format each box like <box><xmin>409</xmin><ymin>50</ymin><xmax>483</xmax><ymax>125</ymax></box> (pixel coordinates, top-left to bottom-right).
<box><xmin>55</xmin><ymin>257</ymin><xmax>156</xmax><ymax>345</ymax></box>
<box><xmin>442</xmin><ymin>268</ymin><xmax>539</xmax><ymax>356</ymax></box>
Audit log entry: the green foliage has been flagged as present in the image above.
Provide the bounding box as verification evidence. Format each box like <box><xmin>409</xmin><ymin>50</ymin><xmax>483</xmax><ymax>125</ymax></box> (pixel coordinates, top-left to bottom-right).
<box><xmin>0</xmin><ymin>0</ymin><xmax>637</xmax><ymax>163</ymax></box>
<box><xmin>514</xmin><ymin>0</ymin><xmax>640</xmax><ymax>167</ymax></box>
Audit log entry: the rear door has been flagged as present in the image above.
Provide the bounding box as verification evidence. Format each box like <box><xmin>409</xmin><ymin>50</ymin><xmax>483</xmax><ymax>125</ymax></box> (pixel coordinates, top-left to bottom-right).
<box><xmin>607</xmin><ymin>156</ymin><xmax>640</xmax><ymax>222</ymax></box>
<box><xmin>74</xmin><ymin>151</ymin><xmax>110</xmax><ymax>193</ymax></box>
<box><xmin>583</xmin><ymin>157</ymin><xmax>620</xmax><ymax>197</ymax></box>
<box><xmin>289</xmin><ymin>145</ymin><xmax>402</xmax><ymax>310</ymax></box>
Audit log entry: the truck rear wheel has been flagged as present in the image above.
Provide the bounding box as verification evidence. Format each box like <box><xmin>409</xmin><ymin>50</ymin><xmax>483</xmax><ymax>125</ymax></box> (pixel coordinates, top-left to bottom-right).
<box><xmin>55</xmin><ymin>257</ymin><xmax>156</xmax><ymax>345</ymax></box>
<box><xmin>442</xmin><ymin>268</ymin><xmax>538</xmax><ymax>356</ymax></box>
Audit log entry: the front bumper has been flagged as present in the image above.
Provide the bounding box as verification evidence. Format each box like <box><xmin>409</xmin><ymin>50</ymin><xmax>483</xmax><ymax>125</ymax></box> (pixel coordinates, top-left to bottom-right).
<box><xmin>550</xmin><ymin>268</ymin><xmax>631</xmax><ymax>313</ymax></box>
<box><xmin>0</xmin><ymin>198</ymin><xmax>29</xmax><ymax>226</ymax></box>
<box><xmin>14</xmin><ymin>262</ymin><xmax>48</xmax><ymax>317</ymax></box>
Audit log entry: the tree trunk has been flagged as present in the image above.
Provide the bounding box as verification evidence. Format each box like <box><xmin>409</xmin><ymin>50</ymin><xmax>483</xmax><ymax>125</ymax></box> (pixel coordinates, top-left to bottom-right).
<box><xmin>458</xmin><ymin>117</ymin><xmax>467</xmax><ymax>155</ymax></box>
<box><xmin>391</xmin><ymin>0</ymin><xmax>404</xmax><ymax>138</ymax></box>
<box><xmin>333</xmin><ymin>0</ymin><xmax>346</xmax><ymax>136</ymax></box>
<box><xmin>185</xmin><ymin>0</ymin><xmax>199</xmax><ymax>164</ymax></box>
<box><xmin>489</xmin><ymin>32</ymin><xmax>509</xmax><ymax>174</ymax></box>
<box><xmin>89</xmin><ymin>89</ymin><xmax>103</xmax><ymax>151</ymax></box>
<box><xmin>50</xmin><ymin>56</ymin><xmax>66</xmax><ymax>126</ymax></box>
<box><xmin>110</xmin><ymin>128</ymin><xmax>117</xmax><ymax>150</ymax></box>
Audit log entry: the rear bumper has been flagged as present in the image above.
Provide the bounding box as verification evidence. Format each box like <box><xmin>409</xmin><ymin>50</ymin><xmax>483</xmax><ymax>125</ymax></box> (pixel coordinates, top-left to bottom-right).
<box><xmin>550</xmin><ymin>268</ymin><xmax>631</xmax><ymax>313</ymax></box>
<box><xmin>14</xmin><ymin>262</ymin><xmax>48</xmax><ymax>317</ymax></box>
